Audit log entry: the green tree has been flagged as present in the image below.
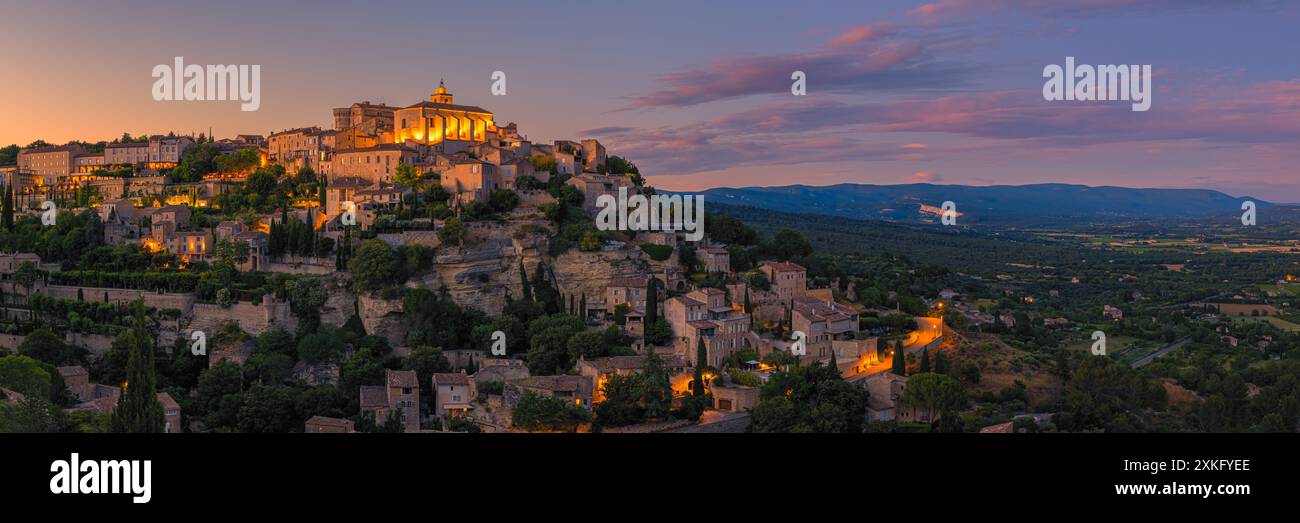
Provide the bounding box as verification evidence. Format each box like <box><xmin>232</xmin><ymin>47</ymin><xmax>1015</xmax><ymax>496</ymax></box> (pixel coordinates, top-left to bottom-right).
<box><xmin>394</xmin><ymin>162</ymin><xmax>422</xmax><ymax>188</ymax></box>
<box><xmin>891</xmin><ymin>341</ymin><xmax>906</xmax><ymax>376</ymax></box>
<box><xmin>348</xmin><ymin>239</ymin><xmax>401</xmax><ymax>292</ymax></box>
<box><xmin>899</xmin><ymin>372</ymin><xmax>966</xmax><ymax>426</ymax></box>
<box><xmin>519</xmin><ymin>260</ymin><xmax>534</xmax><ymax>302</ymax></box>
<box><xmin>751</xmin><ymin>360</ymin><xmax>867</xmax><ymax>433</ymax></box>
<box><xmin>511</xmin><ymin>390</ymin><xmax>588</xmax><ymax>431</ymax></box>
<box><xmin>284</xmin><ymin>277</ymin><xmax>328</xmax><ymax>332</ymax></box>
<box><xmin>640</xmin><ymin>349</ymin><xmax>672</xmax><ymax>419</ymax></box>
<box><xmin>438</xmin><ymin>215</ymin><xmax>466</xmax><ymax>246</ymax></box>
<box><xmin>645</xmin><ymin>276</ymin><xmax>659</xmax><ymax>325</ymax></box>
<box><xmin>401</xmin><ymin>346</ymin><xmax>451</xmax><ymax>398</ymax></box>
<box><xmin>567</xmin><ymin>330</ymin><xmax>607</xmax><ymax>360</ymax></box>
<box><xmin>18</xmin><ymin>328</ymin><xmax>79</xmax><ymax>366</ymax></box>
<box><xmin>376</xmin><ymin>406</ymin><xmax>405</xmax><ymax>433</ymax></box>
<box><xmin>525</xmin><ymin>314</ymin><xmax>584</xmax><ymax>375</ymax></box>
<box><xmin>768</xmin><ymin>228</ymin><xmax>813</xmax><ymax>261</ymax></box>
<box><xmin>297</xmin><ymin>331</ymin><xmax>345</xmax><ymax>364</ymax></box>
<box><xmin>2</xmin><ymin>183</ymin><xmax>13</xmax><ymax>230</ymax></box>
<box><xmin>919</xmin><ymin>348</ymin><xmax>931</xmax><ymax>373</ymax></box>
<box><xmin>693</xmin><ymin>337</ymin><xmax>708</xmax><ymax>398</ymax></box>
<box><xmin>594</xmin><ymin>373</ymin><xmax>644</xmax><ymax>427</ymax></box>
<box><xmin>13</xmin><ymin>261</ymin><xmax>38</xmax><ymax>297</ymax></box>
<box><xmin>110</xmin><ymin>302</ymin><xmax>165</xmax><ymax>433</ymax></box>
<box><xmin>212</xmin><ymin>239</ymin><xmax>249</xmax><ymax>288</ymax></box>
<box><xmin>0</xmin><ymin>355</ymin><xmax>52</xmax><ymax>400</ymax></box>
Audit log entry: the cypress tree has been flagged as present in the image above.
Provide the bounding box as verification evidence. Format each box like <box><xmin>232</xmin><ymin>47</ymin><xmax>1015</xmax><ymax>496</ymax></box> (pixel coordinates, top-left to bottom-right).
<box><xmin>892</xmin><ymin>340</ymin><xmax>906</xmax><ymax>376</ymax></box>
<box><xmin>920</xmin><ymin>348</ymin><xmax>931</xmax><ymax>373</ymax></box>
<box><xmin>111</xmin><ymin>301</ymin><xmax>165</xmax><ymax>433</ymax></box>
<box><xmin>825</xmin><ymin>350</ymin><xmax>840</xmax><ymax>378</ymax></box>
<box><xmin>2</xmin><ymin>183</ymin><xmax>12</xmax><ymax>230</ymax></box>
<box><xmin>519</xmin><ymin>260</ymin><xmax>533</xmax><ymax>302</ymax></box>
<box><xmin>645</xmin><ymin>276</ymin><xmax>658</xmax><ymax>325</ymax></box>
<box><xmin>693</xmin><ymin>337</ymin><xmax>707</xmax><ymax>397</ymax></box>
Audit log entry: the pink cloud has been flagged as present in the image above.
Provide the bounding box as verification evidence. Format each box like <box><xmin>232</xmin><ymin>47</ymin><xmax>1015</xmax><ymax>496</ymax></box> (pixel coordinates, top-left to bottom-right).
<box><xmin>829</xmin><ymin>23</ymin><xmax>897</xmax><ymax>47</ymax></box>
<box><xmin>624</xmin><ymin>25</ymin><xmax>968</xmax><ymax>109</ymax></box>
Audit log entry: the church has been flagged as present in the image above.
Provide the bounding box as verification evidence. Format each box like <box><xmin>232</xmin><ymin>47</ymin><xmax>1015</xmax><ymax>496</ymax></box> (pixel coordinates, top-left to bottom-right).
<box><xmin>392</xmin><ymin>81</ymin><xmax>497</xmax><ymax>146</ymax></box>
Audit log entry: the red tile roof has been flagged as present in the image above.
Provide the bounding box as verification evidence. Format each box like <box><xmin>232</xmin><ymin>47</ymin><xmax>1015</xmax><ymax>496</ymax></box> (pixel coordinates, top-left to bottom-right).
<box><xmin>386</xmin><ymin>369</ymin><xmax>418</xmax><ymax>388</ymax></box>
<box><xmin>763</xmin><ymin>261</ymin><xmax>806</xmax><ymax>273</ymax></box>
<box><xmin>359</xmin><ymin>386</ymin><xmax>388</xmax><ymax>409</ymax></box>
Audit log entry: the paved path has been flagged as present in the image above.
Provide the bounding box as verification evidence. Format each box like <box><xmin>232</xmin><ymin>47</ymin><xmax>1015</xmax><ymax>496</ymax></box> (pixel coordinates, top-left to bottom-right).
<box><xmin>1130</xmin><ymin>336</ymin><xmax>1192</xmax><ymax>368</ymax></box>
<box><xmin>845</xmin><ymin>320</ymin><xmax>945</xmax><ymax>382</ymax></box>
<box><xmin>666</xmin><ymin>412</ymin><xmax>751</xmax><ymax>433</ymax></box>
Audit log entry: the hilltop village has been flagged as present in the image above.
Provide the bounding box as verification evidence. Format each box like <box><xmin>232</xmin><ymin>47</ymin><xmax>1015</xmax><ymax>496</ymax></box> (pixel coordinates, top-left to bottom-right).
<box><xmin>0</xmin><ymin>83</ymin><xmax>939</xmax><ymax>433</ymax></box>
<box><xmin>4</xmin><ymin>82</ymin><xmax>1298</xmax><ymax>434</ymax></box>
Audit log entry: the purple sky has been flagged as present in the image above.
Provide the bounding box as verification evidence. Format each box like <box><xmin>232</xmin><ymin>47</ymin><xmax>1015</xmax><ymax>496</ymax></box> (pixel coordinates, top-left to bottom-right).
<box><xmin>3</xmin><ymin>1</ymin><xmax>1298</xmax><ymax>200</ymax></box>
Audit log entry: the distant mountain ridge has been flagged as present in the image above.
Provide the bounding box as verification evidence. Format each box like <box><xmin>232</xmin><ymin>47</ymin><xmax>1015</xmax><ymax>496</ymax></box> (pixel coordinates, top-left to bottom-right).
<box><xmin>683</xmin><ymin>183</ymin><xmax>1270</xmax><ymax>224</ymax></box>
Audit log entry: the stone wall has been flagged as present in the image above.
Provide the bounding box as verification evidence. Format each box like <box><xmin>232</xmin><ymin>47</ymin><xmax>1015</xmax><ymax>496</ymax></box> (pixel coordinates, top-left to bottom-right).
<box><xmin>65</xmin><ymin>332</ymin><xmax>115</xmax><ymax>356</ymax></box>
<box><xmin>263</xmin><ymin>262</ymin><xmax>334</xmax><ymax>275</ymax></box>
<box><xmin>0</xmin><ymin>332</ymin><xmax>113</xmax><ymax>356</ymax></box>
<box><xmin>189</xmin><ymin>297</ymin><xmax>297</xmax><ymax>337</ymax></box>
<box><xmin>42</xmin><ymin>285</ymin><xmax>196</xmax><ymax>312</ymax></box>
<box><xmin>516</xmin><ymin>190</ymin><xmax>555</xmax><ymax>208</ymax></box>
<box><xmin>377</xmin><ymin>230</ymin><xmax>440</xmax><ymax>249</ymax></box>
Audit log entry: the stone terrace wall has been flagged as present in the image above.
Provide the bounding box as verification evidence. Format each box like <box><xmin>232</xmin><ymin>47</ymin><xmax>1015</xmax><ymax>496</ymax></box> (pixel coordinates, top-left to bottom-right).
<box><xmin>41</xmin><ymin>285</ymin><xmax>196</xmax><ymax>312</ymax></box>
<box><xmin>516</xmin><ymin>190</ymin><xmax>556</xmax><ymax>208</ymax></box>
<box><xmin>189</xmin><ymin>299</ymin><xmax>297</xmax><ymax>337</ymax></box>
<box><xmin>378</xmin><ymin>231</ymin><xmax>440</xmax><ymax>248</ymax></box>
<box><xmin>0</xmin><ymin>332</ymin><xmax>114</xmax><ymax>356</ymax></box>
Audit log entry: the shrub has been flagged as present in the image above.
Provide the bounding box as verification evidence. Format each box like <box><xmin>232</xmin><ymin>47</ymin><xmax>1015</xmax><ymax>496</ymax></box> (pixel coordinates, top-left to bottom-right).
<box><xmin>639</xmin><ymin>244</ymin><xmax>673</xmax><ymax>261</ymax></box>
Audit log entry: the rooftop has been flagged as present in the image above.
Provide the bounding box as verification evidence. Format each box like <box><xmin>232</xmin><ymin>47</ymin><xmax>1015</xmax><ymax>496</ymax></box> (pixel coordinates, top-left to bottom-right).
<box><xmin>794</xmin><ymin>296</ymin><xmax>856</xmax><ymax>323</ymax></box>
<box><xmin>509</xmin><ymin>375</ymin><xmax>584</xmax><ymax>393</ymax></box>
<box><xmin>762</xmin><ymin>261</ymin><xmax>806</xmax><ymax>273</ymax></box>
<box><xmin>359</xmin><ymin>385</ymin><xmax>388</xmax><ymax>408</ymax></box>
<box><xmin>386</xmin><ymin>369</ymin><xmax>419</xmax><ymax>388</ymax></box>
<box><xmin>433</xmin><ymin>372</ymin><xmax>470</xmax><ymax>386</ymax></box>
<box><xmin>582</xmin><ymin>354</ymin><xmax>689</xmax><ymax>373</ymax></box>
<box><xmin>403</xmin><ymin>101</ymin><xmax>492</xmax><ymax>114</ymax></box>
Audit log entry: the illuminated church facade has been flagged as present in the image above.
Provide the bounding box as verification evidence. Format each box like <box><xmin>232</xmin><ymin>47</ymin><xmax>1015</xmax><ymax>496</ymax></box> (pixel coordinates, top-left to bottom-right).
<box><xmin>393</xmin><ymin>81</ymin><xmax>496</xmax><ymax>146</ymax></box>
